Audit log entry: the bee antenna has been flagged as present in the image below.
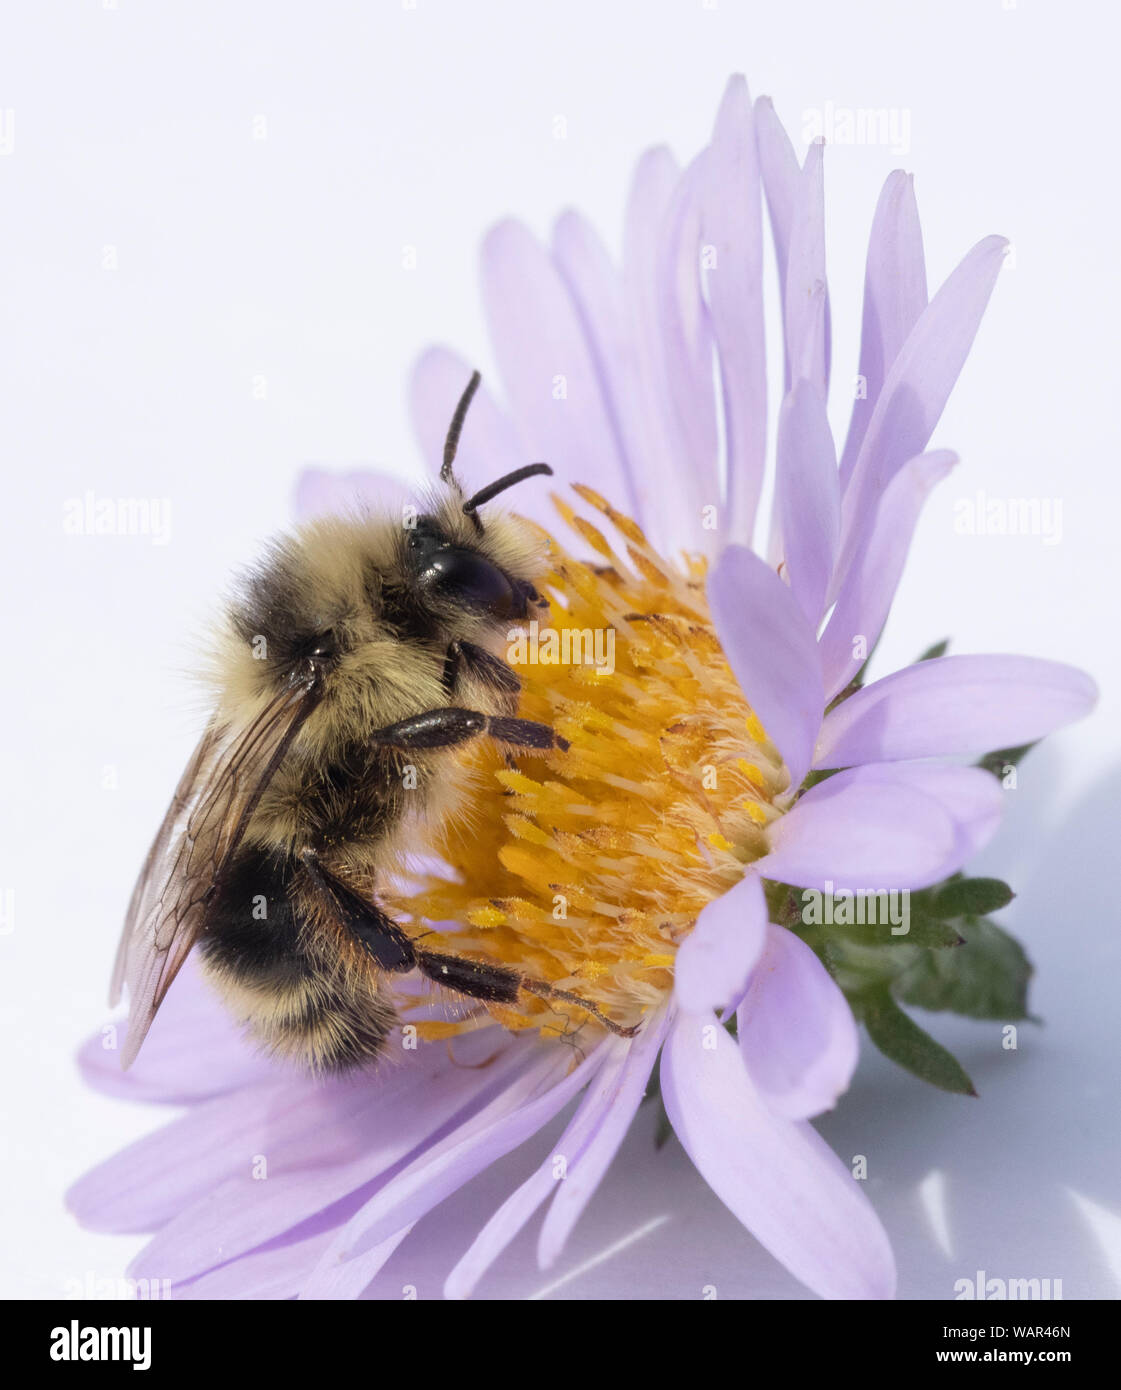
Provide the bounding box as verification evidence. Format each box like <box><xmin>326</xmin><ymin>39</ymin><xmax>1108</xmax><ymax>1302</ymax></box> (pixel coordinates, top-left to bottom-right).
<box><xmin>462</xmin><ymin>463</ymin><xmax>554</xmax><ymax>521</ymax></box>
<box><xmin>441</xmin><ymin>370</ymin><xmax>482</xmax><ymax>484</ymax></box>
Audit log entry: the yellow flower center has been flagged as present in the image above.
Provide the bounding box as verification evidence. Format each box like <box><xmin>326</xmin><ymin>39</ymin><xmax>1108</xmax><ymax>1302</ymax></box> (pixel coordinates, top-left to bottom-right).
<box><xmin>393</xmin><ymin>486</ymin><xmax>789</xmax><ymax>1043</ymax></box>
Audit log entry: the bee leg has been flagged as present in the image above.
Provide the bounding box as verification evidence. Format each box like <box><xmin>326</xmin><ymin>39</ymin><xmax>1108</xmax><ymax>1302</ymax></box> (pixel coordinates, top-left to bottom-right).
<box><xmin>413</xmin><ymin>951</ymin><xmax>640</xmax><ymax>1039</ymax></box>
<box><xmin>301</xmin><ymin>854</ymin><xmax>636</xmax><ymax>1040</ymax></box>
<box><xmin>412</xmin><ymin>951</ymin><xmax>523</xmax><ymax>1005</ymax></box>
<box><xmin>441</xmin><ymin>639</ymin><xmax>521</xmax><ymax>707</ymax></box>
<box><xmin>300</xmin><ymin>854</ymin><xmax>417</xmax><ymax>974</ymax></box>
<box><xmin>368</xmin><ymin>707</ymin><xmax>567</xmax><ymax>752</ymax></box>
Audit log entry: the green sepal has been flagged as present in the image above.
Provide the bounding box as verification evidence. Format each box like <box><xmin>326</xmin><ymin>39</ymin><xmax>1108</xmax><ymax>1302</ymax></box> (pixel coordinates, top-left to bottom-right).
<box><xmin>645</xmin><ymin>1053</ymin><xmax>676</xmax><ymax>1150</ymax></box>
<box><xmin>977</xmin><ymin>741</ymin><xmax>1037</xmax><ymax>780</ymax></box>
<box><xmin>831</xmin><ymin>912</ymin><xmax>964</xmax><ymax>949</ymax></box>
<box><xmin>928</xmin><ymin>876</ymin><xmax>1015</xmax><ymax>919</ymax></box>
<box><xmin>802</xmin><ymin>766</ymin><xmax>842</xmax><ymax>791</ymax></box>
<box><xmin>857</xmin><ymin>986</ymin><xmax>977</xmax><ymax>1095</ymax></box>
<box><xmin>653</xmin><ymin>1097</ymin><xmax>674</xmax><ymax>1151</ymax></box>
<box><xmin>894</xmin><ymin>915</ymin><xmax>1034</xmax><ymax>1021</ymax></box>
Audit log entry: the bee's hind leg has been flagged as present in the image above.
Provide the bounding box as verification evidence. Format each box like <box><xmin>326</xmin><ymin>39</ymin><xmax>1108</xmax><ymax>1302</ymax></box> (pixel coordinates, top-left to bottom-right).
<box><xmin>300</xmin><ymin>854</ymin><xmax>418</xmax><ymax>974</ymax></box>
<box><xmin>301</xmin><ymin>853</ymin><xmax>636</xmax><ymax>1041</ymax></box>
<box><xmin>413</xmin><ymin>951</ymin><xmax>640</xmax><ymax>1040</ymax></box>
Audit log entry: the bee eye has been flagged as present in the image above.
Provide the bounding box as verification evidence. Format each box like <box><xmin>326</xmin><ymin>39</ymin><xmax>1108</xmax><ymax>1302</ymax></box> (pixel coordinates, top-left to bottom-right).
<box><xmin>418</xmin><ymin>547</ymin><xmax>515</xmax><ymax>618</ymax></box>
<box><xmin>310</xmin><ymin>631</ymin><xmax>338</xmax><ymax>661</ymax></box>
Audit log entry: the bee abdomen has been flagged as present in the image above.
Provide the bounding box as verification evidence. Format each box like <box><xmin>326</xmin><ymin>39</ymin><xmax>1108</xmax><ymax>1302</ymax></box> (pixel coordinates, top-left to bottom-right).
<box><xmin>254</xmin><ymin>984</ymin><xmax>398</xmax><ymax>1073</ymax></box>
<box><xmin>200</xmin><ymin>847</ymin><xmax>307</xmax><ymax>988</ymax></box>
<box><xmin>200</xmin><ymin>845</ymin><xmax>397</xmax><ymax>1072</ymax></box>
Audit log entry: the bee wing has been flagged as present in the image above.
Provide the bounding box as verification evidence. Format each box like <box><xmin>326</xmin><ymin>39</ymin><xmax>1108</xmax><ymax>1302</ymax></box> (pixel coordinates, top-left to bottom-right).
<box><xmin>111</xmin><ymin>683</ymin><xmax>318</xmax><ymax>1068</ymax></box>
<box><xmin>109</xmin><ymin>724</ymin><xmax>220</xmax><ymax>1010</ymax></box>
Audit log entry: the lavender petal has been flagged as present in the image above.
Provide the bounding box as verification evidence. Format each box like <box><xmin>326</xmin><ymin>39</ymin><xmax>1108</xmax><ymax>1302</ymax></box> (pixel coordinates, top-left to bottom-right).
<box><xmin>700</xmin><ymin>74</ymin><xmax>767</xmax><ymax>546</ymax></box>
<box><xmin>675</xmin><ymin>872</ymin><xmax>768</xmax><ymax>1014</ymax></box>
<box><xmin>833</xmin><ymin>235</ymin><xmax>1008</xmax><ymax>600</ymax></box>
<box><xmin>816</xmin><ymin>654</ymin><xmax>1099</xmax><ymax>766</ymax></box>
<box><xmin>737</xmin><ymin>925</ymin><xmax>859</xmax><ymax>1120</ymax></box>
<box><xmin>818</xmin><ymin>449</ymin><xmax>957</xmax><ymax>701</ymax></box>
<box><xmin>661</xmin><ymin>1012</ymin><xmax>896</xmax><ymax>1299</ymax></box>
<box><xmin>708</xmin><ymin>544</ymin><xmax>824</xmax><ymax>789</ymax></box>
<box><xmin>838</xmin><ymin>171</ymin><xmax>928</xmax><ymax>484</ymax></box>
<box><xmin>775</xmin><ymin>379</ymin><xmax>840</xmax><ymax>627</ymax></box>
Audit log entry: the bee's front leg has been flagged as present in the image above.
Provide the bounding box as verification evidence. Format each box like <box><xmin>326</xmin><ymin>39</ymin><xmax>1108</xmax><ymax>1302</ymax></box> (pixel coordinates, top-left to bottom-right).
<box><xmin>440</xmin><ymin>639</ymin><xmax>521</xmax><ymax>707</ymax></box>
<box><xmin>367</xmin><ymin>706</ymin><xmax>566</xmax><ymax>752</ymax></box>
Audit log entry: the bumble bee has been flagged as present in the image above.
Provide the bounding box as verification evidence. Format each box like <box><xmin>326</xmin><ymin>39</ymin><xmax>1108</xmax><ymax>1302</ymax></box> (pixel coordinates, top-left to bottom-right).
<box><xmin>112</xmin><ymin>373</ymin><xmax>633</xmax><ymax>1071</ymax></box>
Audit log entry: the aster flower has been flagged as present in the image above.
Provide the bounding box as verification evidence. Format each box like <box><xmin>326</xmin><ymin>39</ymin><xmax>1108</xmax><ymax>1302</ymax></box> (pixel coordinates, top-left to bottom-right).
<box><xmin>69</xmin><ymin>76</ymin><xmax>1096</xmax><ymax>1300</ymax></box>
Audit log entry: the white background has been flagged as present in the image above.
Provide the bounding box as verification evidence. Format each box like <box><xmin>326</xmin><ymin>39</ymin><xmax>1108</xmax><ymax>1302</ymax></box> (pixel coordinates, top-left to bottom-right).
<box><xmin>1</xmin><ymin>0</ymin><xmax>1118</xmax><ymax>1300</ymax></box>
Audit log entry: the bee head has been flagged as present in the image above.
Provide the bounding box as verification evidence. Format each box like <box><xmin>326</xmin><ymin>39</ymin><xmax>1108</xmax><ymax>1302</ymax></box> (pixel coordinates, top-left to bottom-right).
<box><xmin>402</xmin><ymin>368</ymin><xmax>552</xmax><ymax>628</ymax></box>
<box><xmin>402</xmin><ymin>511</ymin><xmax>545</xmax><ymax>625</ymax></box>
<box><xmin>219</xmin><ymin>371</ymin><xmax>553</xmax><ymax>718</ymax></box>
